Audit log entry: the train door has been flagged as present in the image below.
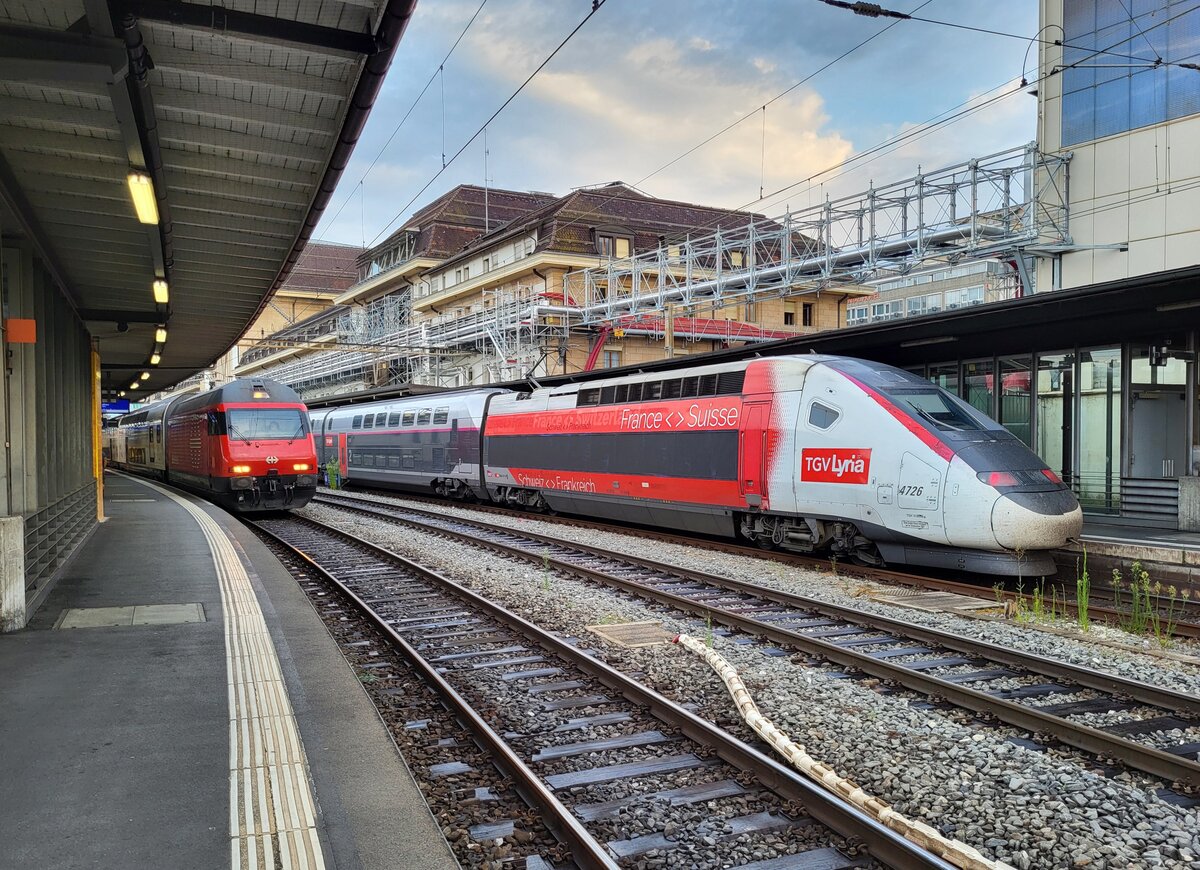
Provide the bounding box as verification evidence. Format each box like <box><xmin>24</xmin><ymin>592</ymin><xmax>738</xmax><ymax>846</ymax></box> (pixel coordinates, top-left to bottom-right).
<box><xmin>338</xmin><ymin>433</ymin><xmax>349</xmax><ymax>476</ymax></box>
<box><xmin>739</xmin><ymin>401</ymin><xmax>771</xmax><ymax>507</ymax></box>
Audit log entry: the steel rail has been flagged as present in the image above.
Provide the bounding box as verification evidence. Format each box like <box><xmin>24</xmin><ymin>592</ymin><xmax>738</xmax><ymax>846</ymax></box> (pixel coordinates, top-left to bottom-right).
<box><xmin>343</xmin><ymin>488</ymin><xmax>1200</xmax><ymax>640</ymax></box>
<box><xmin>254</xmin><ymin>513</ymin><xmax>957</xmax><ymax>870</ymax></box>
<box><xmin>313</xmin><ymin>492</ymin><xmax>1200</xmax><ymax>789</ymax></box>
<box><xmin>247</xmin><ymin>517</ymin><xmax>620</xmax><ymax>870</ymax></box>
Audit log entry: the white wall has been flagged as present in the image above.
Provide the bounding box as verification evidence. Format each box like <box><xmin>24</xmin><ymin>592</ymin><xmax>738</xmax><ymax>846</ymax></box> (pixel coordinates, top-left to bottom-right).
<box><xmin>1037</xmin><ymin>0</ymin><xmax>1200</xmax><ymax>291</ymax></box>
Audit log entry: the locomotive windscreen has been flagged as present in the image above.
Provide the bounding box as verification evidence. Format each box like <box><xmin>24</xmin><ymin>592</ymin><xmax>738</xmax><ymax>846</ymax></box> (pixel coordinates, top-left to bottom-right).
<box><xmin>226</xmin><ymin>408</ymin><xmax>307</xmax><ymax>442</ymax></box>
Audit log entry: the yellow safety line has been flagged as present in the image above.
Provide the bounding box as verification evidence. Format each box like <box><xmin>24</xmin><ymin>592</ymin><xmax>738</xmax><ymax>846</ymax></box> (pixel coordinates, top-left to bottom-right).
<box><xmin>118</xmin><ymin>473</ymin><xmax>324</xmax><ymax>870</ymax></box>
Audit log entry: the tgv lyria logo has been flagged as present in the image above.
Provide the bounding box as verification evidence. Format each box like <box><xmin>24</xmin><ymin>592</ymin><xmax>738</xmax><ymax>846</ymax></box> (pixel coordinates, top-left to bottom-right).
<box><xmin>800</xmin><ymin>448</ymin><xmax>871</xmax><ymax>484</ymax></box>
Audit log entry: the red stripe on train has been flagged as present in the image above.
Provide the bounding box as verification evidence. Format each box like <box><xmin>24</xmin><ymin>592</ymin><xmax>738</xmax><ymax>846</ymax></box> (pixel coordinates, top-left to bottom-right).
<box><xmin>839</xmin><ymin>373</ymin><xmax>955</xmax><ymax>462</ymax></box>
<box><xmin>494</xmin><ymin>467</ymin><xmax>745</xmax><ymax>507</ymax></box>
<box><xmin>485</xmin><ymin>397</ymin><xmax>743</xmax><ymax>436</ymax></box>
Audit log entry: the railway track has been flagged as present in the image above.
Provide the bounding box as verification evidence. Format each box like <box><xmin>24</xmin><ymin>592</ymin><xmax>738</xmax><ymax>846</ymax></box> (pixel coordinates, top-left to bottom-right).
<box><xmin>310</xmin><ymin>490</ymin><xmax>1200</xmax><ymax>792</ymax></box>
<box><xmin>248</xmin><ymin>513</ymin><xmax>957</xmax><ymax>870</ymax></box>
<box><xmin>342</xmin><ymin>487</ymin><xmax>1200</xmax><ymax>641</ymax></box>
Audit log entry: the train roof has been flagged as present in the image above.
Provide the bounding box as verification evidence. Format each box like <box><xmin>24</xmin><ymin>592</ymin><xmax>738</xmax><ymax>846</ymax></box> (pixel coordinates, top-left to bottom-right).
<box><xmin>115</xmin><ymin>378</ymin><xmax>305</xmax><ymax>426</ymax></box>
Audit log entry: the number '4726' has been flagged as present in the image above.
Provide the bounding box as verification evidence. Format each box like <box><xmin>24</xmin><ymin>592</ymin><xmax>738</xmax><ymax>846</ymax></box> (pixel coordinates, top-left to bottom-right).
<box><xmin>898</xmin><ymin>485</ymin><xmax>924</xmax><ymax>497</ymax></box>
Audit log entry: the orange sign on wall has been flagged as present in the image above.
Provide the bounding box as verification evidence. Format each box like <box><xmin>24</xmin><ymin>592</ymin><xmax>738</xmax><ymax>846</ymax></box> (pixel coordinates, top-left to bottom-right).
<box><xmin>4</xmin><ymin>318</ymin><xmax>36</xmax><ymax>343</ymax></box>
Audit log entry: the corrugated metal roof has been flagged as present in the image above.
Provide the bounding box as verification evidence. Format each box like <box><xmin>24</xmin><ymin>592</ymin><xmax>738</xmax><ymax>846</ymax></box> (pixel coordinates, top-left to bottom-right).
<box><xmin>0</xmin><ymin>0</ymin><xmax>408</xmax><ymax>395</ymax></box>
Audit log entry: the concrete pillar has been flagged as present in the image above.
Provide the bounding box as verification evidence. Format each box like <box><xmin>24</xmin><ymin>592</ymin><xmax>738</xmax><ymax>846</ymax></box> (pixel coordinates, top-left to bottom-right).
<box><xmin>1179</xmin><ymin>477</ymin><xmax>1200</xmax><ymax>532</ymax></box>
<box><xmin>1</xmin><ymin>515</ymin><xmax>25</xmax><ymax>631</ymax></box>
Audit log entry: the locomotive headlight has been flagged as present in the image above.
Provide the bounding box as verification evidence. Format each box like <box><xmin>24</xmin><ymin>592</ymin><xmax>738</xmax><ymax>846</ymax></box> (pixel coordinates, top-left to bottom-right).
<box><xmin>292</xmin><ymin>462</ymin><xmax>311</xmax><ymax>471</ymax></box>
<box><xmin>978</xmin><ymin>471</ymin><xmax>1019</xmax><ymax>488</ymax></box>
<box><xmin>230</xmin><ymin>464</ymin><xmax>252</xmax><ymax>474</ymax></box>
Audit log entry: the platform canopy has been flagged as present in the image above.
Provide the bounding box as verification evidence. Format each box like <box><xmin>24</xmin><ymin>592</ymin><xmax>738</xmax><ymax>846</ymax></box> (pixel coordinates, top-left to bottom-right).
<box><xmin>0</xmin><ymin>0</ymin><xmax>414</xmax><ymax>395</ymax></box>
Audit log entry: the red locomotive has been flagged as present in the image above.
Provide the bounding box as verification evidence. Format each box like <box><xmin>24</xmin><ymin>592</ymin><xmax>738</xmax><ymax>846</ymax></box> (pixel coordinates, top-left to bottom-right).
<box><xmin>105</xmin><ymin>378</ymin><xmax>318</xmax><ymax>512</ymax></box>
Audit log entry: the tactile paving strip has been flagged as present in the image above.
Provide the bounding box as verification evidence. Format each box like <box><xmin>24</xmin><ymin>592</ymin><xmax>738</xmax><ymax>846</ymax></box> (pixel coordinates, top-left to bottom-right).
<box><xmin>119</xmin><ymin>474</ymin><xmax>325</xmax><ymax>870</ymax></box>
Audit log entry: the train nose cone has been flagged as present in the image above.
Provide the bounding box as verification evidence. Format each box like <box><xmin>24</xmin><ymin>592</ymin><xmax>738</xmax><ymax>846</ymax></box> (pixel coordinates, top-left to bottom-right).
<box><xmin>991</xmin><ymin>490</ymin><xmax>1083</xmax><ymax>549</ymax></box>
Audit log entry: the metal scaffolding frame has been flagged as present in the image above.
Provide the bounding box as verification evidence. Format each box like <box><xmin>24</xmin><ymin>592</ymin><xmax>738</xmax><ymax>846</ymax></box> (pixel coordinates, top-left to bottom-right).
<box><xmin>249</xmin><ymin>143</ymin><xmax>1072</xmax><ymax>395</ymax></box>
<box><xmin>560</xmin><ymin>144</ymin><xmax>1070</xmax><ymax>323</ymax></box>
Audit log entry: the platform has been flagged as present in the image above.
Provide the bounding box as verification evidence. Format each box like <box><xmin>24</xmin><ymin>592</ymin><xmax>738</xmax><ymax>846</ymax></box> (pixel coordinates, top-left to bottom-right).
<box><xmin>1052</xmin><ymin>519</ymin><xmax>1200</xmax><ymax>586</ymax></box>
<box><xmin>0</xmin><ymin>472</ymin><xmax>458</xmax><ymax>870</ymax></box>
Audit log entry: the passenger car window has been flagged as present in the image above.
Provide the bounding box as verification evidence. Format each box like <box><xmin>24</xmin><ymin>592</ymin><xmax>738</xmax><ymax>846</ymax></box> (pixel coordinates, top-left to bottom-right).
<box><xmin>388</xmin><ymin>413</ymin><xmax>401</xmax><ymax>427</ymax></box>
<box><xmin>352</xmin><ymin>415</ymin><xmax>362</xmax><ymax>429</ymax></box>
<box><xmin>808</xmin><ymin>401</ymin><xmax>840</xmax><ymax>430</ymax></box>
<box><xmin>375</xmin><ymin>413</ymin><xmax>387</xmax><ymax>427</ymax></box>
<box><xmin>433</xmin><ymin>407</ymin><xmax>449</xmax><ymax>425</ymax></box>
<box><xmin>363</xmin><ymin>415</ymin><xmax>374</xmax><ymax>429</ymax></box>
<box><xmin>402</xmin><ymin>411</ymin><xmax>415</xmax><ymax>426</ymax></box>
<box><xmin>416</xmin><ymin>409</ymin><xmax>431</xmax><ymax>425</ymax></box>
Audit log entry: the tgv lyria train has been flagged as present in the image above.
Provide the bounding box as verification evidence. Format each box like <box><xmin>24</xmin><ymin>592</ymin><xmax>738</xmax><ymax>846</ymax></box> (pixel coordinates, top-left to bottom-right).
<box><xmin>310</xmin><ymin>355</ymin><xmax>1082</xmax><ymax>575</ymax></box>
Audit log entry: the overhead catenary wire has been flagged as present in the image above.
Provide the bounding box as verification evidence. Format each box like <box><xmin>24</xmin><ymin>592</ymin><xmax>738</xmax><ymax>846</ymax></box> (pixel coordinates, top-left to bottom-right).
<box><xmin>321</xmin><ymin>0</ymin><xmax>490</xmax><ymax>240</ymax></box>
<box><xmin>364</xmin><ymin>0</ymin><xmax>610</xmax><ymax>250</ymax></box>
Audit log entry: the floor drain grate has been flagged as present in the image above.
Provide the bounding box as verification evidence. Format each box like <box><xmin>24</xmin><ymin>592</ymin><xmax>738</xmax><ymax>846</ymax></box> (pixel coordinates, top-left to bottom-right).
<box><xmin>586</xmin><ymin>621</ymin><xmax>675</xmax><ymax>648</ymax></box>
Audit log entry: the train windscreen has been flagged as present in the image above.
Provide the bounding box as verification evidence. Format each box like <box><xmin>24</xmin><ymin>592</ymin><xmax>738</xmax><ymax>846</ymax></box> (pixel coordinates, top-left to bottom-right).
<box><xmin>226</xmin><ymin>408</ymin><xmax>307</xmax><ymax>442</ymax></box>
<box><xmin>886</xmin><ymin>388</ymin><xmax>996</xmax><ymax>432</ymax></box>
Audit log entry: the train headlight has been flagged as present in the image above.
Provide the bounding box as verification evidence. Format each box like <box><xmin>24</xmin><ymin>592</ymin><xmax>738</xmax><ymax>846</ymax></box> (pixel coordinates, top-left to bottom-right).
<box><xmin>1041</xmin><ymin>468</ymin><xmax>1064</xmax><ymax>485</ymax></box>
<box><xmin>230</xmin><ymin>477</ymin><xmax>253</xmax><ymax>490</ymax></box>
<box><xmin>977</xmin><ymin>471</ymin><xmax>1019</xmax><ymax>488</ymax></box>
<box><xmin>230</xmin><ymin>464</ymin><xmax>252</xmax><ymax>474</ymax></box>
<box><xmin>292</xmin><ymin>462</ymin><xmax>311</xmax><ymax>471</ymax></box>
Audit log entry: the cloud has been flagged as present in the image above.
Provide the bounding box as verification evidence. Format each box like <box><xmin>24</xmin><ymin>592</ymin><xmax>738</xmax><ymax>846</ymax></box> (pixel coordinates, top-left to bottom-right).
<box><xmin>316</xmin><ymin>0</ymin><xmax>1039</xmax><ymax>244</ymax></box>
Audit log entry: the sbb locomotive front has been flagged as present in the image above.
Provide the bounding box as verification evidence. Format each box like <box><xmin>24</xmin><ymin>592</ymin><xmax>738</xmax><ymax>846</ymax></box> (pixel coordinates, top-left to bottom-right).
<box><xmin>312</xmin><ymin>355</ymin><xmax>1082</xmax><ymax>575</ymax></box>
<box><xmin>106</xmin><ymin>378</ymin><xmax>318</xmax><ymax>512</ymax></box>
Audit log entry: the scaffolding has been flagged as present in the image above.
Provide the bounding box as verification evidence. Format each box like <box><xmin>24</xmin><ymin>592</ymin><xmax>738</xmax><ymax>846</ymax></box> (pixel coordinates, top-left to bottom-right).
<box><xmin>561</xmin><ymin>144</ymin><xmax>1070</xmax><ymax>323</ymax></box>
<box><xmin>251</xmin><ymin>143</ymin><xmax>1072</xmax><ymax>395</ymax></box>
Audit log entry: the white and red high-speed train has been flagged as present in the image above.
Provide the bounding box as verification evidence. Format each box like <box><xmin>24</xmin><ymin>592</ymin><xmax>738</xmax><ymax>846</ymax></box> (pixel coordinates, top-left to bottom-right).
<box><xmin>312</xmin><ymin>354</ymin><xmax>1082</xmax><ymax>576</ymax></box>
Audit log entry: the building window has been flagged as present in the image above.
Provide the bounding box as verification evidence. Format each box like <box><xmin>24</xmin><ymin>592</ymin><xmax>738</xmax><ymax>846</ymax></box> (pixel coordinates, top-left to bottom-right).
<box><xmin>454</xmin><ymin>268</ymin><xmax>462</xmax><ymax>284</ymax></box>
<box><xmin>602</xmin><ymin>349</ymin><xmax>622</xmax><ymax>369</ymax></box>
<box><xmin>482</xmin><ymin>257</ymin><xmax>490</xmax><ymax>272</ymax></box>
<box><xmin>784</xmin><ymin>311</ymin><xmax>795</xmax><ymax>326</ymax></box>
<box><xmin>744</xmin><ymin>300</ymin><xmax>756</xmax><ymax>322</ymax></box>
<box><xmin>802</xmin><ymin>303</ymin><xmax>813</xmax><ymax>327</ymax></box>
<box><xmin>597</xmin><ymin>235</ymin><xmax>632</xmax><ymax>259</ymax></box>
<box><xmin>1061</xmin><ymin>0</ymin><xmax>1200</xmax><ymax>147</ymax></box>
<box><xmin>847</xmin><ymin>306</ymin><xmax>869</xmax><ymax>325</ymax></box>
<box><xmin>945</xmin><ymin>286</ymin><xmax>985</xmax><ymax>309</ymax></box>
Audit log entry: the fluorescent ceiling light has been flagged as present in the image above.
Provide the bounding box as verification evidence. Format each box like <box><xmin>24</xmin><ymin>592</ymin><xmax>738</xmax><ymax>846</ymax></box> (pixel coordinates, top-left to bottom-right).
<box><xmin>153</xmin><ymin>280</ymin><xmax>169</xmax><ymax>305</ymax></box>
<box><xmin>126</xmin><ymin>172</ymin><xmax>159</xmax><ymax>225</ymax></box>
<box><xmin>150</xmin><ymin>353</ymin><xmax>161</xmax><ymax>365</ymax></box>
<box><xmin>139</xmin><ymin>371</ymin><xmax>150</xmax><ymax>381</ymax></box>
<box><xmin>155</xmin><ymin>327</ymin><xmax>167</xmax><ymax>343</ymax></box>
<box><xmin>129</xmin><ymin>382</ymin><xmax>139</xmax><ymax>390</ymax></box>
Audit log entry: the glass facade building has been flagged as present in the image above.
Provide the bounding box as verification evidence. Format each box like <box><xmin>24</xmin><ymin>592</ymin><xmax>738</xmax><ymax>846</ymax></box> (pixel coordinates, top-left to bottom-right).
<box><xmin>1061</xmin><ymin>0</ymin><xmax>1200</xmax><ymax>146</ymax></box>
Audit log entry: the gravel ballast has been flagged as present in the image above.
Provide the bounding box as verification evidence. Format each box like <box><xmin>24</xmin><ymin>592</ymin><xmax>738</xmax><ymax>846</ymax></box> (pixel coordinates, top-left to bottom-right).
<box><xmin>301</xmin><ymin>501</ymin><xmax>1200</xmax><ymax>870</ymax></box>
<box><xmin>325</xmin><ymin>490</ymin><xmax>1200</xmax><ymax>695</ymax></box>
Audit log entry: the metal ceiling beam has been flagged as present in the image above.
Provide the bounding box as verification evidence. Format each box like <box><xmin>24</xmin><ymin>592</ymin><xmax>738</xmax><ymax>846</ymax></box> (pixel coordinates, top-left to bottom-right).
<box><xmin>115</xmin><ymin>0</ymin><xmax>376</xmax><ymax>57</ymax></box>
<box><xmin>162</xmin><ymin>148</ymin><xmax>319</xmax><ymax>188</ymax></box>
<box><xmin>0</xmin><ymin>126</ymin><xmax>125</xmax><ymax>159</ymax></box>
<box><xmin>153</xmin><ymin>87</ymin><xmax>336</xmax><ymax>136</ymax></box>
<box><xmin>156</xmin><ymin>119</ymin><xmax>327</xmax><ymax>165</ymax></box>
<box><xmin>82</xmin><ymin>0</ymin><xmax>171</xmax><ymax>286</ymax></box>
<box><xmin>147</xmin><ymin>43</ymin><xmax>348</xmax><ymax>98</ymax></box>
<box><xmin>80</xmin><ymin>308</ymin><xmax>161</xmax><ymax>323</ymax></box>
<box><xmin>0</xmin><ymin>23</ymin><xmax>128</xmax><ymax>83</ymax></box>
<box><xmin>0</xmin><ymin>149</ymin><xmax>79</xmax><ymax>308</ymax></box>
<box><xmin>0</xmin><ymin>94</ymin><xmax>118</xmax><ymax>132</ymax></box>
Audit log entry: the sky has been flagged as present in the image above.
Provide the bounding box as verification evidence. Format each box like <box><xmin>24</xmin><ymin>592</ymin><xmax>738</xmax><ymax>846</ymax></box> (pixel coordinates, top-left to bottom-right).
<box><xmin>314</xmin><ymin>0</ymin><xmax>1041</xmax><ymax>249</ymax></box>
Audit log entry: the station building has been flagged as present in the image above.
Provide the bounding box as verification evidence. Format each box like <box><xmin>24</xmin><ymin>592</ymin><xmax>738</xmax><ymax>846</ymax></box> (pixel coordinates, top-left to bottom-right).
<box><xmin>237</xmin><ymin>182</ymin><xmax>869</xmax><ymax>395</ymax></box>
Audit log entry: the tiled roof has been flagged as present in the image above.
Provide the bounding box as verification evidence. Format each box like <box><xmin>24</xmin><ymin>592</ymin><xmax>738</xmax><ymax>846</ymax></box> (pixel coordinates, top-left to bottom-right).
<box><xmin>440</xmin><ymin>183</ymin><xmax>772</xmax><ymax>266</ymax></box>
<box><xmin>362</xmin><ymin>185</ymin><xmax>558</xmax><ymax>264</ymax></box>
<box><xmin>282</xmin><ymin>242</ymin><xmax>362</xmax><ymax>294</ymax></box>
